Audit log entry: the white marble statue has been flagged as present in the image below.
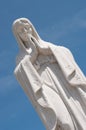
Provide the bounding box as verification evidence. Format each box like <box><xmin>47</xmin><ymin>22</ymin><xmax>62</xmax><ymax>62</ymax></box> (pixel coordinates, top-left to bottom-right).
<box><xmin>13</xmin><ymin>18</ymin><xmax>86</xmax><ymax>130</ymax></box>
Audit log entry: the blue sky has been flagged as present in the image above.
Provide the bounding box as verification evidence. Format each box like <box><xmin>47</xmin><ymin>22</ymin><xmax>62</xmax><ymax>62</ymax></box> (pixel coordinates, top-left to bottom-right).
<box><xmin>0</xmin><ymin>0</ymin><xmax>86</xmax><ymax>130</ymax></box>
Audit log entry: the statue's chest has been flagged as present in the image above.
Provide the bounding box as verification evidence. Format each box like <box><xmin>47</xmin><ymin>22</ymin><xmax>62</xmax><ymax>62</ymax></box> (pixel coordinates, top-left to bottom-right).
<box><xmin>33</xmin><ymin>54</ymin><xmax>56</xmax><ymax>71</ymax></box>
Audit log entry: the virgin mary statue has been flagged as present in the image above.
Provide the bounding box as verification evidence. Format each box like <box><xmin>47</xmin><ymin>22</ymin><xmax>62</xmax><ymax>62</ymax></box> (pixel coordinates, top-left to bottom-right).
<box><xmin>13</xmin><ymin>18</ymin><xmax>86</xmax><ymax>130</ymax></box>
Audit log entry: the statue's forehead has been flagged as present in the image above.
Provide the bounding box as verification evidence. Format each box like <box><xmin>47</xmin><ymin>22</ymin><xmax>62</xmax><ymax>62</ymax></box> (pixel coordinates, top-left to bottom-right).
<box><xmin>13</xmin><ymin>18</ymin><xmax>33</xmax><ymax>34</ymax></box>
<box><xmin>13</xmin><ymin>19</ymin><xmax>30</xmax><ymax>29</ymax></box>
<box><xmin>19</xmin><ymin>18</ymin><xmax>32</xmax><ymax>26</ymax></box>
<box><xmin>15</xmin><ymin>21</ymin><xmax>31</xmax><ymax>32</ymax></box>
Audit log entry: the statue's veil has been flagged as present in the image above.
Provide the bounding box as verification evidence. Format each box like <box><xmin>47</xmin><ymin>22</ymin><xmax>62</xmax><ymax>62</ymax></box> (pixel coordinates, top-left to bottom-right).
<box><xmin>12</xmin><ymin>18</ymin><xmax>41</xmax><ymax>51</ymax></box>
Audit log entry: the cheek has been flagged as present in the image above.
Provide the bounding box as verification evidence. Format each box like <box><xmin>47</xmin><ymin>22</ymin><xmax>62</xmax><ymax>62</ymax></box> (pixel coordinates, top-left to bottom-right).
<box><xmin>28</xmin><ymin>28</ymin><xmax>32</xmax><ymax>34</ymax></box>
<box><xmin>19</xmin><ymin>33</ymin><xmax>28</xmax><ymax>41</ymax></box>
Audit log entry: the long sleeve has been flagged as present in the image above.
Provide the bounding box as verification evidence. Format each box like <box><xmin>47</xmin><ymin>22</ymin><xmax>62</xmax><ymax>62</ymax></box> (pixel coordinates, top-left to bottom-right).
<box><xmin>50</xmin><ymin>46</ymin><xmax>86</xmax><ymax>86</ymax></box>
<box><xmin>14</xmin><ymin>55</ymin><xmax>42</xmax><ymax>101</ymax></box>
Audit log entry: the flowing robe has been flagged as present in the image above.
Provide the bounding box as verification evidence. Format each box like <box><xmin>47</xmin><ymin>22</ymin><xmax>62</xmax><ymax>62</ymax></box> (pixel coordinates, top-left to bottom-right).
<box><xmin>15</xmin><ymin>45</ymin><xmax>86</xmax><ymax>130</ymax></box>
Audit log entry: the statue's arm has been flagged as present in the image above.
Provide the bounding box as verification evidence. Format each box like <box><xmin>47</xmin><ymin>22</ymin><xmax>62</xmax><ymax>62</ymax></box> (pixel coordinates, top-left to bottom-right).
<box><xmin>14</xmin><ymin>55</ymin><xmax>42</xmax><ymax>100</ymax></box>
<box><xmin>61</xmin><ymin>46</ymin><xmax>86</xmax><ymax>85</ymax></box>
<box><xmin>15</xmin><ymin>55</ymin><xmax>58</xmax><ymax>130</ymax></box>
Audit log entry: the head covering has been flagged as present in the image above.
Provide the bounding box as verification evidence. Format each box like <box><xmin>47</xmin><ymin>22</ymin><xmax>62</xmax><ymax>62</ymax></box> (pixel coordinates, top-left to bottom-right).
<box><xmin>12</xmin><ymin>18</ymin><xmax>41</xmax><ymax>51</ymax></box>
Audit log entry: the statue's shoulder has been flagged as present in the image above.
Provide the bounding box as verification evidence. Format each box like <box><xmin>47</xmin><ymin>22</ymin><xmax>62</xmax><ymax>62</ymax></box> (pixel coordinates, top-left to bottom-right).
<box><xmin>14</xmin><ymin>53</ymin><xmax>28</xmax><ymax>74</ymax></box>
<box><xmin>56</xmin><ymin>45</ymin><xmax>71</xmax><ymax>53</ymax></box>
<box><xmin>15</xmin><ymin>51</ymin><xmax>29</xmax><ymax>66</ymax></box>
<box><xmin>51</xmin><ymin>45</ymin><xmax>74</xmax><ymax>60</ymax></box>
<box><xmin>56</xmin><ymin>45</ymin><xmax>74</xmax><ymax>60</ymax></box>
<box><xmin>15</xmin><ymin>53</ymin><xmax>31</xmax><ymax>68</ymax></box>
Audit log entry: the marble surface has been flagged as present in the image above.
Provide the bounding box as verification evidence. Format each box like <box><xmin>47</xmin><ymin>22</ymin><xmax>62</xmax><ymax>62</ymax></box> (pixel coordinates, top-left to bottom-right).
<box><xmin>13</xmin><ymin>18</ymin><xmax>86</xmax><ymax>130</ymax></box>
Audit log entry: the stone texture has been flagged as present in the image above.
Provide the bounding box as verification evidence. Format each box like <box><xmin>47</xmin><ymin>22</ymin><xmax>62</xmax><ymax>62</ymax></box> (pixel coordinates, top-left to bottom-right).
<box><xmin>13</xmin><ymin>18</ymin><xmax>86</xmax><ymax>130</ymax></box>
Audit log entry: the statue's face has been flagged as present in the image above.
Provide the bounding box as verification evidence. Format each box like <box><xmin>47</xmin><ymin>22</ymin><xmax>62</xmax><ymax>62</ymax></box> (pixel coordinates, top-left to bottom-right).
<box><xmin>13</xmin><ymin>18</ymin><xmax>37</xmax><ymax>50</ymax></box>
<box><xmin>17</xmin><ymin>20</ymin><xmax>33</xmax><ymax>42</ymax></box>
<box><xmin>13</xmin><ymin>18</ymin><xmax>40</xmax><ymax>51</ymax></box>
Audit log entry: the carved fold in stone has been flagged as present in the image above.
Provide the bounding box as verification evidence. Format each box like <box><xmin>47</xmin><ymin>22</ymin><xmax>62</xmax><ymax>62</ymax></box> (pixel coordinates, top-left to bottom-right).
<box><xmin>13</xmin><ymin>18</ymin><xmax>86</xmax><ymax>130</ymax></box>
